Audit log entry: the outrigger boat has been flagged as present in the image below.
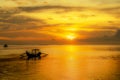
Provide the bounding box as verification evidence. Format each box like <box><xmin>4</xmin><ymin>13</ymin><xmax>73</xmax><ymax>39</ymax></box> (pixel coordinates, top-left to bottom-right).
<box><xmin>20</xmin><ymin>49</ymin><xmax>48</xmax><ymax>60</ymax></box>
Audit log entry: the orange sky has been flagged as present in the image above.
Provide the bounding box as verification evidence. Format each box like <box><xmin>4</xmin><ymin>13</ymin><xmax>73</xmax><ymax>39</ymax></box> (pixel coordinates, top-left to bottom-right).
<box><xmin>0</xmin><ymin>0</ymin><xmax>120</xmax><ymax>44</ymax></box>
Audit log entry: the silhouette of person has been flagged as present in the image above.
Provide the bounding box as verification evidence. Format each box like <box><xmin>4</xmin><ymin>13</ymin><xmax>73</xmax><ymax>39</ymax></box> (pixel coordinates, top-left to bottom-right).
<box><xmin>4</xmin><ymin>44</ymin><xmax>8</xmax><ymax>48</ymax></box>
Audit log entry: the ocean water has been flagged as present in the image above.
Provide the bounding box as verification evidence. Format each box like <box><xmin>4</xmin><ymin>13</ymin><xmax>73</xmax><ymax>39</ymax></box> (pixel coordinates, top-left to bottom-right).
<box><xmin>0</xmin><ymin>45</ymin><xmax>120</xmax><ymax>80</ymax></box>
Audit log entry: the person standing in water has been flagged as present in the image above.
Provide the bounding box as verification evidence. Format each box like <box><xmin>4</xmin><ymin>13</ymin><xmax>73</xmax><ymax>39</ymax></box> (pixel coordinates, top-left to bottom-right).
<box><xmin>4</xmin><ymin>44</ymin><xmax>8</xmax><ymax>48</ymax></box>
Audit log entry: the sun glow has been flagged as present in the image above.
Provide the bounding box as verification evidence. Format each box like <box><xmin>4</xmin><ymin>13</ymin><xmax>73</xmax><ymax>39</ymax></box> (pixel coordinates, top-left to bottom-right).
<box><xmin>66</xmin><ymin>34</ymin><xmax>76</xmax><ymax>40</ymax></box>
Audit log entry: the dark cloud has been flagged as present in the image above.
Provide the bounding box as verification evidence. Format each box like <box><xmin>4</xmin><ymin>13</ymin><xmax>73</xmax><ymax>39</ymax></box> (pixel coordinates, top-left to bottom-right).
<box><xmin>15</xmin><ymin>5</ymin><xmax>120</xmax><ymax>20</ymax></box>
<box><xmin>0</xmin><ymin>6</ymin><xmax>86</xmax><ymax>30</ymax></box>
<box><xmin>1</xmin><ymin>16</ymin><xmax>28</xmax><ymax>24</ymax></box>
<box><xmin>102</xmin><ymin>6</ymin><xmax>120</xmax><ymax>11</ymax></box>
<box><xmin>0</xmin><ymin>22</ymin><xmax>43</xmax><ymax>31</ymax></box>
<box><xmin>102</xmin><ymin>29</ymin><xmax>120</xmax><ymax>41</ymax></box>
<box><xmin>0</xmin><ymin>15</ymin><xmax>45</xmax><ymax>24</ymax></box>
<box><xmin>0</xmin><ymin>31</ymin><xmax>50</xmax><ymax>38</ymax></box>
<box><xmin>0</xmin><ymin>7</ymin><xmax>46</xmax><ymax>24</ymax></box>
<box><xmin>0</xmin><ymin>7</ymin><xmax>48</xmax><ymax>31</ymax></box>
<box><xmin>18</xmin><ymin>6</ymin><xmax>86</xmax><ymax>12</ymax></box>
<box><xmin>114</xmin><ymin>29</ymin><xmax>120</xmax><ymax>38</ymax></box>
<box><xmin>100</xmin><ymin>6</ymin><xmax>120</xmax><ymax>17</ymax></box>
<box><xmin>78</xmin><ymin>29</ymin><xmax>120</xmax><ymax>44</ymax></box>
<box><xmin>0</xmin><ymin>7</ymin><xmax>21</xmax><ymax>18</ymax></box>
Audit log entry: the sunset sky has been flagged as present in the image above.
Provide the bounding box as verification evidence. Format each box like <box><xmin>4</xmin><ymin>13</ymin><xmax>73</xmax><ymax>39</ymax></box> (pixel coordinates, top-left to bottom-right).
<box><xmin>0</xmin><ymin>0</ymin><xmax>120</xmax><ymax>44</ymax></box>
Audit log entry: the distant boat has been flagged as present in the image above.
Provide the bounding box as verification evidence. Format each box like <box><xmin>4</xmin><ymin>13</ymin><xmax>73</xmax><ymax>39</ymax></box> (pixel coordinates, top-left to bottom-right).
<box><xmin>4</xmin><ymin>44</ymin><xmax>8</xmax><ymax>48</ymax></box>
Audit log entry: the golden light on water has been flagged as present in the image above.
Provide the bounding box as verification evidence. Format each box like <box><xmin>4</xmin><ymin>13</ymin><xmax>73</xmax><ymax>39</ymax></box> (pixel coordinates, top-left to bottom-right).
<box><xmin>0</xmin><ymin>0</ymin><xmax>119</xmax><ymax>80</ymax></box>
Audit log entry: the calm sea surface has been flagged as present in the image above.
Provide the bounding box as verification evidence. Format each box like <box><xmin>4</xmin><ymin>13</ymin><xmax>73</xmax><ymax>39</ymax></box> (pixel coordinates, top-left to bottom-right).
<box><xmin>0</xmin><ymin>45</ymin><xmax>120</xmax><ymax>80</ymax></box>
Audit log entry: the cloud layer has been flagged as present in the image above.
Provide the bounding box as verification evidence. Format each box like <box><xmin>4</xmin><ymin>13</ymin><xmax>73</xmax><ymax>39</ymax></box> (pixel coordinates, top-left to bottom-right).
<box><xmin>0</xmin><ymin>1</ymin><xmax>120</xmax><ymax>44</ymax></box>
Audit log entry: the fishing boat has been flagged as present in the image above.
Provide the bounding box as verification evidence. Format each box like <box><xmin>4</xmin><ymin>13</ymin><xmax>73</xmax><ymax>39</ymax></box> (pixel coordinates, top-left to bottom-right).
<box><xmin>20</xmin><ymin>49</ymin><xmax>48</xmax><ymax>60</ymax></box>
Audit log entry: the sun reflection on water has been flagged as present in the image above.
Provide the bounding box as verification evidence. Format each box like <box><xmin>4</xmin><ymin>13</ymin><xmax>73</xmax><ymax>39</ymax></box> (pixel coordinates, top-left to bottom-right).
<box><xmin>0</xmin><ymin>45</ymin><xmax>119</xmax><ymax>80</ymax></box>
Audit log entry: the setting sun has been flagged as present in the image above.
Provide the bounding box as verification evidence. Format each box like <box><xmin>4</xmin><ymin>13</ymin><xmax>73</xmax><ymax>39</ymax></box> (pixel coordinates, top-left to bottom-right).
<box><xmin>66</xmin><ymin>35</ymin><xmax>76</xmax><ymax>40</ymax></box>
